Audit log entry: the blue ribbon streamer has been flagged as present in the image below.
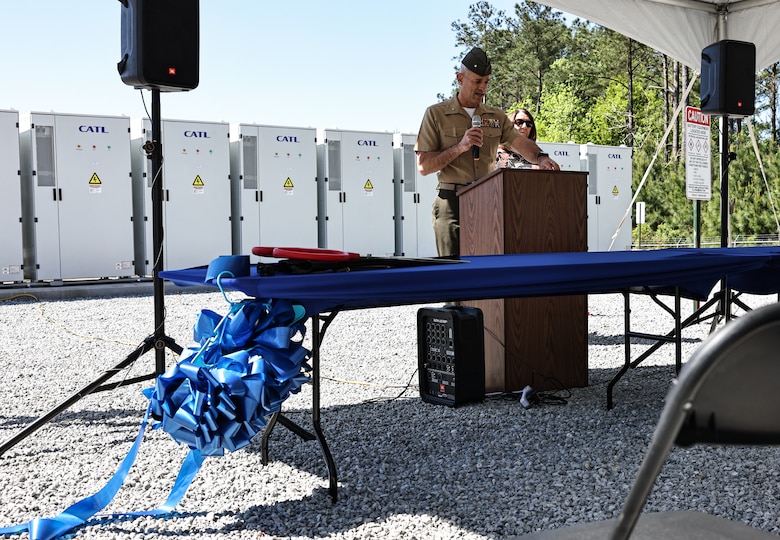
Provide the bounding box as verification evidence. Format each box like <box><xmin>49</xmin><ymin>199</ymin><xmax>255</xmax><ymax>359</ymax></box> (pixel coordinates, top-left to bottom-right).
<box><xmin>0</xmin><ymin>408</ymin><xmax>205</xmax><ymax>540</ymax></box>
<box><xmin>1</xmin><ymin>295</ymin><xmax>310</xmax><ymax>539</ymax></box>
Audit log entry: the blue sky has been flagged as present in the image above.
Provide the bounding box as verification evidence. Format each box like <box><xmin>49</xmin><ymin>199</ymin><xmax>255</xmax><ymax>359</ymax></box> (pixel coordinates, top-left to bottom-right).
<box><xmin>0</xmin><ymin>1</ymin><xmax>562</xmax><ymax>135</ymax></box>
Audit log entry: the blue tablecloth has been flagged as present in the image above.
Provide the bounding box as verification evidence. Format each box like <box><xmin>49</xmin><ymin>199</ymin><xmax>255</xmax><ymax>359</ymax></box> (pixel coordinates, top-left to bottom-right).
<box><xmin>161</xmin><ymin>247</ymin><xmax>780</xmax><ymax>315</ymax></box>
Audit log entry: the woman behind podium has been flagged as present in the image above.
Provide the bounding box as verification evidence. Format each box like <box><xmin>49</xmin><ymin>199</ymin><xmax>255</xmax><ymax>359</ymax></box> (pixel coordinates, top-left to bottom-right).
<box><xmin>496</xmin><ymin>109</ymin><xmax>542</xmax><ymax>169</ymax></box>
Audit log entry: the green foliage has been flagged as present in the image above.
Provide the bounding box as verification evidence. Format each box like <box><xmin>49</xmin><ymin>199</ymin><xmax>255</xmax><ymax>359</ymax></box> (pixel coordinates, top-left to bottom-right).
<box><xmin>450</xmin><ymin>2</ymin><xmax>780</xmax><ymax>244</ymax></box>
<box><xmin>586</xmin><ymin>79</ymin><xmax>629</xmax><ymax>145</ymax></box>
<box><xmin>533</xmin><ymin>76</ymin><xmax>585</xmax><ymax>143</ymax></box>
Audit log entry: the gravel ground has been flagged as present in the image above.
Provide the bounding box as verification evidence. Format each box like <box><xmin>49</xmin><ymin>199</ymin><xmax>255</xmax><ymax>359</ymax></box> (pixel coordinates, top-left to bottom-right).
<box><xmin>0</xmin><ymin>286</ymin><xmax>778</xmax><ymax>539</ymax></box>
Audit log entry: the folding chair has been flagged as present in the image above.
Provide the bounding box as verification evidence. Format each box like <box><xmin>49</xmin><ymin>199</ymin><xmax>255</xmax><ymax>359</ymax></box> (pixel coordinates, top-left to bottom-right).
<box><xmin>518</xmin><ymin>301</ymin><xmax>780</xmax><ymax>540</ymax></box>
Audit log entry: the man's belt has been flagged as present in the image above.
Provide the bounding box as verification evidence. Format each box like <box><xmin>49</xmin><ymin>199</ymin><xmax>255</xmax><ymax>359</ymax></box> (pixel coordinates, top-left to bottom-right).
<box><xmin>437</xmin><ymin>182</ymin><xmax>469</xmax><ymax>193</ymax></box>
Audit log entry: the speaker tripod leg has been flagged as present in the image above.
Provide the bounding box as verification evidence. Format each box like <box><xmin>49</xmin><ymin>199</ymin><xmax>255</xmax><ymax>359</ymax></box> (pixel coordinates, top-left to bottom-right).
<box><xmin>0</xmin><ymin>334</ymin><xmax>179</xmax><ymax>457</ymax></box>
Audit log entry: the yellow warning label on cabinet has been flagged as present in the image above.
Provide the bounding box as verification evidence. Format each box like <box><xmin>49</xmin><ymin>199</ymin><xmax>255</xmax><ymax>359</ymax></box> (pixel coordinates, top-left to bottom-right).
<box><xmin>284</xmin><ymin>178</ymin><xmax>294</xmax><ymax>188</ymax></box>
<box><xmin>89</xmin><ymin>173</ymin><xmax>102</xmax><ymax>185</ymax></box>
<box><xmin>612</xmin><ymin>185</ymin><xmax>619</xmax><ymax>196</ymax></box>
<box><xmin>364</xmin><ymin>179</ymin><xmax>374</xmax><ymax>190</ymax></box>
<box><xmin>193</xmin><ymin>176</ymin><xmax>205</xmax><ymax>187</ymax></box>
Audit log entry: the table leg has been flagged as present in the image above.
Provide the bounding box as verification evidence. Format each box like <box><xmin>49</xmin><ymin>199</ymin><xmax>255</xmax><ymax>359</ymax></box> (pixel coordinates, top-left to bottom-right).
<box><xmin>609</xmin><ymin>288</ymin><xmax>726</xmax><ymax>409</ymax></box>
<box><xmin>313</xmin><ymin>312</ymin><xmax>339</xmax><ymax>502</ymax></box>
<box><xmin>260</xmin><ymin>412</ymin><xmax>280</xmax><ymax>465</ymax></box>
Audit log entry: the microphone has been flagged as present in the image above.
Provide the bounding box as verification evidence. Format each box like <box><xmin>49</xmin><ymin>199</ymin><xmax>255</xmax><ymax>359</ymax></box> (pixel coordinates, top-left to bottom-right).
<box><xmin>471</xmin><ymin>115</ymin><xmax>481</xmax><ymax>160</ymax></box>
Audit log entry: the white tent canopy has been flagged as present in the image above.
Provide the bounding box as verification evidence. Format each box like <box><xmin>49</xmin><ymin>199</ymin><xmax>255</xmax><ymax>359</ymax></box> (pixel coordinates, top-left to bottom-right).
<box><xmin>531</xmin><ymin>0</ymin><xmax>780</xmax><ymax>71</ymax></box>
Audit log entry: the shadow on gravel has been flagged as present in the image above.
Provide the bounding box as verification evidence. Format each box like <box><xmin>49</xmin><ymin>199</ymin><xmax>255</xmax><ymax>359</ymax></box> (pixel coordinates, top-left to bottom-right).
<box><xmin>0</xmin><ymin>407</ymin><xmax>146</xmax><ymax>430</ymax></box>
<box><xmin>588</xmin><ymin>331</ymin><xmax>704</xmax><ymax>347</ymax></box>
<box><xmin>175</xmin><ymin>365</ymin><xmax>680</xmax><ymax>538</ymax></box>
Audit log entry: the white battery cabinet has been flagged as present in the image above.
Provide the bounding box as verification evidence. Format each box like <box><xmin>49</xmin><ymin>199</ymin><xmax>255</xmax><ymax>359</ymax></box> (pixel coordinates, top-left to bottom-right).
<box><xmin>19</xmin><ymin>112</ymin><xmax>135</xmax><ymax>281</ymax></box>
<box><xmin>581</xmin><ymin>143</ymin><xmax>634</xmax><ymax>251</ymax></box>
<box><xmin>0</xmin><ymin>110</ymin><xmax>23</xmax><ymax>281</ymax></box>
<box><xmin>317</xmin><ymin>129</ymin><xmax>395</xmax><ymax>256</ymax></box>
<box><xmin>538</xmin><ymin>141</ymin><xmax>583</xmax><ymax>172</ymax></box>
<box><xmin>230</xmin><ymin>124</ymin><xmax>318</xmax><ymax>259</ymax></box>
<box><xmin>132</xmin><ymin>118</ymin><xmax>231</xmax><ymax>274</ymax></box>
<box><xmin>393</xmin><ymin>133</ymin><xmax>437</xmax><ymax>257</ymax></box>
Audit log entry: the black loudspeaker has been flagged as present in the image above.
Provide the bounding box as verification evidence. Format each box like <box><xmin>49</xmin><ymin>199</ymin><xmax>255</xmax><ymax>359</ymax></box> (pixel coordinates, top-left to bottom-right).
<box><xmin>417</xmin><ymin>306</ymin><xmax>485</xmax><ymax>407</ymax></box>
<box><xmin>700</xmin><ymin>40</ymin><xmax>755</xmax><ymax>117</ymax></box>
<box><xmin>118</xmin><ymin>0</ymin><xmax>199</xmax><ymax>92</ymax></box>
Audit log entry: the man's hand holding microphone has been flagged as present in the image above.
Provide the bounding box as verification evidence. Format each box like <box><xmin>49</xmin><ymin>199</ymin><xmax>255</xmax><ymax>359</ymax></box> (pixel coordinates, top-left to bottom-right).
<box><xmin>459</xmin><ymin>115</ymin><xmax>484</xmax><ymax>161</ymax></box>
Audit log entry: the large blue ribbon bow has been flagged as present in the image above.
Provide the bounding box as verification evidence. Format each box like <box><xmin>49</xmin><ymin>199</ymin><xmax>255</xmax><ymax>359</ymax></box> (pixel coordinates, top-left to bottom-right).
<box><xmin>147</xmin><ymin>297</ymin><xmax>311</xmax><ymax>456</ymax></box>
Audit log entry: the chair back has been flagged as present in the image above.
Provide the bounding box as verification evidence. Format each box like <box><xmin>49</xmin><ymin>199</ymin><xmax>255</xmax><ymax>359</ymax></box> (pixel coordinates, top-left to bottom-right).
<box><xmin>675</xmin><ymin>301</ymin><xmax>780</xmax><ymax>446</ymax></box>
<box><xmin>611</xmin><ymin>301</ymin><xmax>780</xmax><ymax>540</ymax></box>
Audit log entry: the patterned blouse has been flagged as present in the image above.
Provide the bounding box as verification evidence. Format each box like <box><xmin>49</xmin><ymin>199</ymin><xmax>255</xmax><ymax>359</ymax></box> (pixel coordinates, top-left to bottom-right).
<box><xmin>496</xmin><ymin>145</ymin><xmax>534</xmax><ymax>169</ymax></box>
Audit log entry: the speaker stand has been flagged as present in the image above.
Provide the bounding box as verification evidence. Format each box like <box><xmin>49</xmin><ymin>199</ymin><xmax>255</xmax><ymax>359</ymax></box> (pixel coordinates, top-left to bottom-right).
<box><xmin>0</xmin><ymin>89</ymin><xmax>182</xmax><ymax>457</ymax></box>
<box><xmin>710</xmin><ymin>114</ymin><xmax>736</xmax><ymax>331</ymax></box>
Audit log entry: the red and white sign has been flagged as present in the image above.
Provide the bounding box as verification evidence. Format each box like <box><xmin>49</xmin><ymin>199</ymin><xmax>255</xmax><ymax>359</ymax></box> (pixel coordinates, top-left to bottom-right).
<box><xmin>685</xmin><ymin>106</ymin><xmax>712</xmax><ymax>201</ymax></box>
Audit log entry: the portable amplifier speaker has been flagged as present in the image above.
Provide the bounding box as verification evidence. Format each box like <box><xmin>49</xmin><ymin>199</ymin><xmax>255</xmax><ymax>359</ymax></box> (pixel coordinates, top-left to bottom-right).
<box><xmin>700</xmin><ymin>40</ymin><xmax>756</xmax><ymax>117</ymax></box>
<box><xmin>417</xmin><ymin>306</ymin><xmax>485</xmax><ymax>406</ymax></box>
<box><xmin>118</xmin><ymin>0</ymin><xmax>200</xmax><ymax>91</ymax></box>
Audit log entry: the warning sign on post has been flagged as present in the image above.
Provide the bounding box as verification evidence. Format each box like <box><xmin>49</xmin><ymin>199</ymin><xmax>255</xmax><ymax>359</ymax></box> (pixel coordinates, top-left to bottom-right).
<box><xmin>685</xmin><ymin>106</ymin><xmax>712</xmax><ymax>201</ymax></box>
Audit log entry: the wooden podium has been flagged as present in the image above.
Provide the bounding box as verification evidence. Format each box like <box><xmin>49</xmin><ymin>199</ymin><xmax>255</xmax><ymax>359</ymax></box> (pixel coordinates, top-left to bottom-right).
<box><xmin>459</xmin><ymin>168</ymin><xmax>588</xmax><ymax>393</ymax></box>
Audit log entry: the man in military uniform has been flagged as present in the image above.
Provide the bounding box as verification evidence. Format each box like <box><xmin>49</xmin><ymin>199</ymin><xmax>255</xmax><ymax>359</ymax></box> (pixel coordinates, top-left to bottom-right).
<box><xmin>415</xmin><ymin>47</ymin><xmax>560</xmax><ymax>257</ymax></box>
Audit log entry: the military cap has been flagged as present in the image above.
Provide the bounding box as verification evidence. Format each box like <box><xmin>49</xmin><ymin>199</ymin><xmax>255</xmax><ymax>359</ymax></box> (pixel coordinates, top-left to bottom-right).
<box><xmin>461</xmin><ymin>47</ymin><xmax>492</xmax><ymax>76</ymax></box>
